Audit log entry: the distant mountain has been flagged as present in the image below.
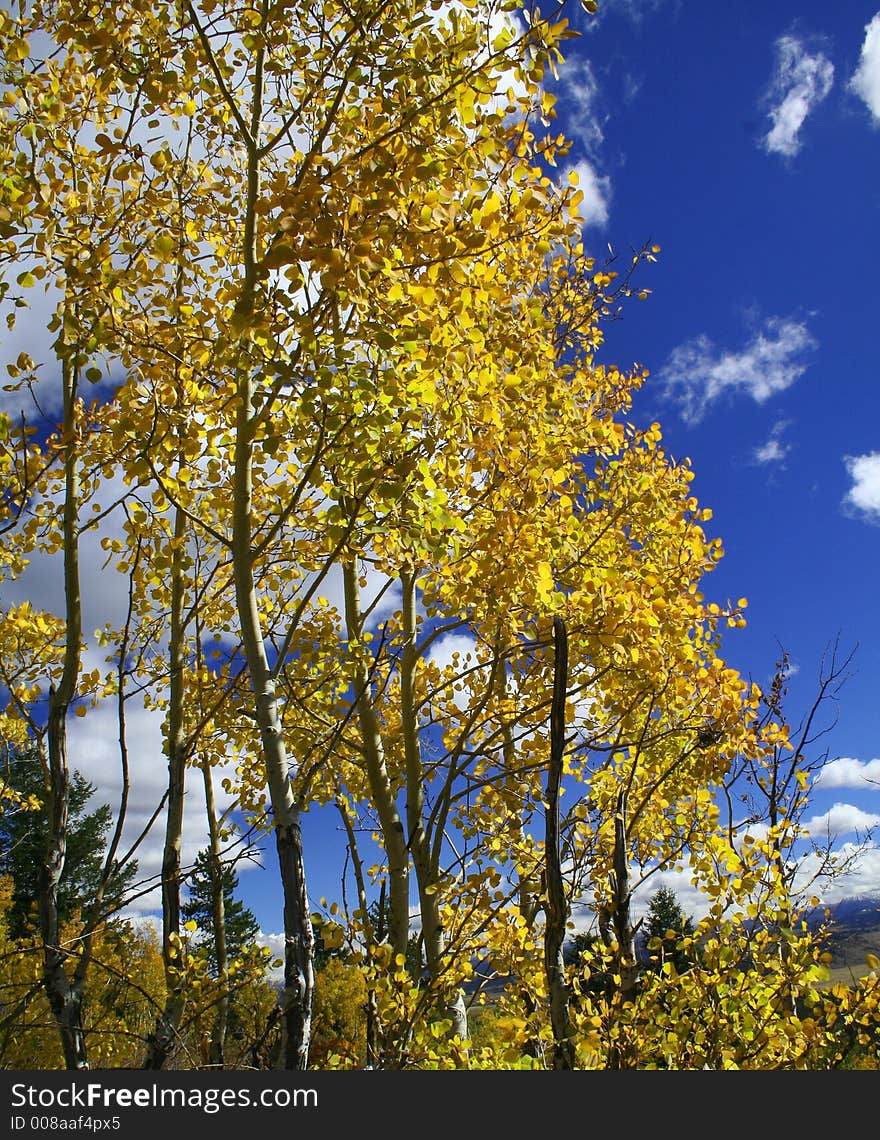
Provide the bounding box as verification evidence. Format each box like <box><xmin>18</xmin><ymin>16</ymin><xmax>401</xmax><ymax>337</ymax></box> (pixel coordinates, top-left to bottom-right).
<box><xmin>805</xmin><ymin>895</ymin><xmax>880</xmax><ymax>974</ymax></box>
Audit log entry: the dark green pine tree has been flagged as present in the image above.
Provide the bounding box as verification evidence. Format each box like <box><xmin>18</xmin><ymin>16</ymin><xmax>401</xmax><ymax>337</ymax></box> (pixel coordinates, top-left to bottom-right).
<box><xmin>366</xmin><ymin>896</ymin><xmax>424</xmax><ymax>982</ymax></box>
<box><xmin>0</xmin><ymin>744</ymin><xmax>138</xmax><ymax>939</ymax></box>
<box><xmin>181</xmin><ymin>849</ymin><xmax>260</xmax><ymax>975</ymax></box>
<box><xmin>641</xmin><ymin>885</ymin><xmax>696</xmax><ymax>975</ymax></box>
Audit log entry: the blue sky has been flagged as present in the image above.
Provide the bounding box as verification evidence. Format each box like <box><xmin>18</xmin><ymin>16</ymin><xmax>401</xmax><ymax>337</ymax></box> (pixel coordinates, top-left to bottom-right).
<box><xmin>539</xmin><ymin>0</ymin><xmax>880</xmax><ymax>903</ymax></box>
<box><xmin>3</xmin><ymin>0</ymin><xmax>880</xmax><ymax>948</ymax></box>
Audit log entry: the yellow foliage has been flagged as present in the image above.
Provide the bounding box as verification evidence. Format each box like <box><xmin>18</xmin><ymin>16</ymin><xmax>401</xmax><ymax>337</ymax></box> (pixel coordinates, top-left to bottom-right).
<box><xmin>310</xmin><ymin>959</ymin><xmax>368</xmax><ymax>1069</ymax></box>
<box><xmin>0</xmin><ymin>881</ymin><xmax>166</xmax><ymax>1069</ymax></box>
<box><xmin>1</xmin><ymin>0</ymin><xmax>878</xmax><ymax>1073</ymax></box>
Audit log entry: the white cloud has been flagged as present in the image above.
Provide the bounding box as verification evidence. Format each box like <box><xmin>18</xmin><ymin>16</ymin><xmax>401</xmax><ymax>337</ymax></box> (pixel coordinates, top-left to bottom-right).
<box><xmin>804</xmin><ymin>802</ymin><xmax>880</xmax><ymax>837</ymax></box>
<box><xmin>843</xmin><ymin>452</ymin><xmax>880</xmax><ymax>522</ymax></box>
<box><xmin>621</xmin><ymin>72</ymin><xmax>642</xmax><ymax>104</ymax></box>
<box><xmin>753</xmin><ymin>419</ymin><xmax>792</xmax><ymax>465</ymax></box>
<box><xmin>814</xmin><ymin>756</ymin><xmax>880</xmax><ymax>790</ymax></box>
<box><xmin>0</xmin><ymin>469</ymin><xmax>261</xmax><ymax>920</ymax></box>
<box><xmin>792</xmin><ymin>841</ymin><xmax>880</xmax><ymax>903</ymax></box>
<box><xmin>69</xmin><ymin>683</ymin><xmax>244</xmax><ymax>917</ymax></box>
<box><xmin>849</xmin><ymin>12</ymin><xmax>880</xmax><ymax>125</ymax></box>
<box><xmin>572</xmin><ymin>838</ymin><xmax>880</xmax><ymax>932</ymax></box>
<box><xmin>630</xmin><ymin>868</ymin><xmax>711</xmax><ymax>923</ymax></box>
<box><xmin>662</xmin><ymin>316</ymin><xmax>816</xmax><ymax>424</ymax></box>
<box><xmin>2</xmin><ymin>470</ymin><xmax>136</xmax><ymax>636</ymax></box>
<box><xmin>635</xmin><ymin>838</ymin><xmax>880</xmax><ymax>917</ymax></box>
<box><xmin>553</xmin><ymin>57</ymin><xmax>605</xmax><ymax>153</ymax></box>
<box><xmin>564</xmin><ymin>159</ymin><xmax>612</xmax><ymax>228</ymax></box>
<box><xmin>551</xmin><ymin>55</ymin><xmax>611</xmax><ymax>229</ymax></box>
<box><xmin>485</xmin><ymin>6</ymin><xmax>531</xmax><ymax>113</ymax></box>
<box><xmin>428</xmin><ymin>632</ymin><xmax>476</xmax><ymax>675</ymax></box>
<box><xmin>761</xmin><ymin>35</ymin><xmax>834</xmax><ymax>157</ymax></box>
<box><xmin>754</xmin><ymin>437</ymin><xmax>788</xmax><ymax>464</ymax></box>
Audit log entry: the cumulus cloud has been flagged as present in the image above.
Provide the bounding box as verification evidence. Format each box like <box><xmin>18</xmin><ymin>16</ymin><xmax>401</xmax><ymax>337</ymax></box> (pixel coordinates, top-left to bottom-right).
<box><xmin>753</xmin><ymin>420</ymin><xmax>792</xmax><ymax>465</ymax></box>
<box><xmin>843</xmin><ymin>452</ymin><xmax>880</xmax><ymax>523</ymax></box>
<box><xmin>640</xmin><ymin>837</ymin><xmax>880</xmax><ymax>915</ymax></box>
<box><xmin>564</xmin><ymin>159</ymin><xmax>612</xmax><ymax>228</ymax></box>
<box><xmin>0</xmin><ymin>468</ymin><xmax>234</xmax><ymax>918</ymax></box>
<box><xmin>792</xmin><ymin>841</ymin><xmax>880</xmax><ymax>903</ymax></box>
<box><xmin>804</xmin><ymin>802</ymin><xmax>880</xmax><ymax>838</ymax></box>
<box><xmin>662</xmin><ymin>316</ymin><xmax>816</xmax><ymax>424</ymax></box>
<box><xmin>429</xmin><ymin>632</ymin><xmax>476</xmax><ymax>675</ymax></box>
<box><xmin>761</xmin><ymin>35</ymin><xmax>834</xmax><ymax>157</ymax></box>
<box><xmin>849</xmin><ymin>12</ymin><xmax>880</xmax><ymax>125</ymax></box>
<box><xmin>814</xmin><ymin>756</ymin><xmax>880</xmax><ymax>790</ymax></box>
<box><xmin>629</xmin><ymin>870</ymin><xmax>710</xmax><ymax>923</ymax></box>
<box><xmin>1</xmin><ymin>471</ymin><xmax>136</xmax><ymax>634</ymax></box>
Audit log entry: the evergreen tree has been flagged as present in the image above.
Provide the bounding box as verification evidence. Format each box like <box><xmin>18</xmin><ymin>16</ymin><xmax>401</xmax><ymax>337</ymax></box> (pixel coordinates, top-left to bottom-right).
<box><xmin>367</xmin><ymin>897</ymin><xmax>424</xmax><ymax>982</ymax></box>
<box><xmin>0</xmin><ymin>745</ymin><xmax>137</xmax><ymax>938</ymax></box>
<box><xmin>641</xmin><ymin>886</ymin><xmax>696</xmax><ymax>975</ymax></box>
<box><xmin>564</xmin><ymin>931</ymin><xmax>616</xmax><ymax>998</ymax></box>
<box><xmin>181</xmin><ymin>848</ymin><xmax>259</xmax><ymax>975</ymax></box>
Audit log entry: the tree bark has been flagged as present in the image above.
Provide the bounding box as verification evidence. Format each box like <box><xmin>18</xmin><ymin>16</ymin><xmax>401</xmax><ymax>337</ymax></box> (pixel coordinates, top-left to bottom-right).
<box><xmin>342</xmin><ymin>561</ymin><xmax>411</xmax><ymax>961</ymax></box>
<box><xmin>337</xmin><ymin>798</ymin><xmax>381</xmax><ymax>1067</ymax></box>
<box><xmin>203</xmin><ymin>762</ymin><xmax>229</xmax><ymax>1068</ymax></box>
<box><xmin>39</xmin><ymin>348</ymin><xmax>89</xmax><ymax>1070</ymax></box>
<box><xmin>400</xmin><ymin>569</ymin><xmax>467</xmax><ymax>1044</ymax></box>
<box><xmin>493</xmin><ymin>632</ymin><xmax>541</xmax><ymax>1053</ymax></box>
<box><xmin>143</xmin><ymin>505</ymin><xmax>188</xmax><ymax>1070</ymax></box>
<box><xmin>602</xmin><ymin>789</ymin><xmax>639</xmax><ymax>1069</ymax></box>
<box><xmin>232</xmin><ymin>385</ymin><xmax>314</xmax><ymax>1068</ymax></box>
<box><xmin>544</xmin><ymin>617</ymin><xmax>575</xmax><ymax>1070</ymax></box>
<box><xmin>228</xmin><ymin>31</ymin><xmax>314</xmax><ymax>1066</ymax></box>
<box><xmin>609</xmin><ymin>791</ymin><xmax>639</xmax><ymax>1003</ymax></box>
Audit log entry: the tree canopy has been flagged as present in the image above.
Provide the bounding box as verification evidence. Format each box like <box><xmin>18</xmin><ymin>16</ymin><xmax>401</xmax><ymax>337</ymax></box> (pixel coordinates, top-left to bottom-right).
<box><xmin>0</xmin><ymin>0</ymin><xmax>878</xmax><ymax>1071</ymax></box>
